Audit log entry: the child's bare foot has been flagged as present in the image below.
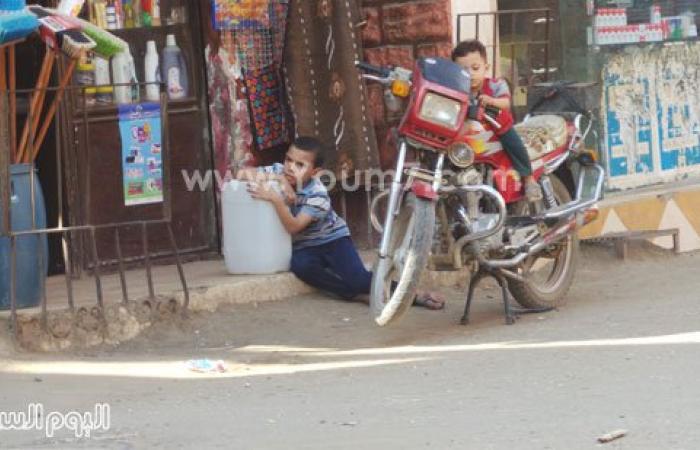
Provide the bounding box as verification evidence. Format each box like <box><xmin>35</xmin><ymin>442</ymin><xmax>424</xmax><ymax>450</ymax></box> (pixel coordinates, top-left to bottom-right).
<box><xmin>524</xmin><ymin>178</ymin><xmax>543</xmax><ymax>202</ymax></box>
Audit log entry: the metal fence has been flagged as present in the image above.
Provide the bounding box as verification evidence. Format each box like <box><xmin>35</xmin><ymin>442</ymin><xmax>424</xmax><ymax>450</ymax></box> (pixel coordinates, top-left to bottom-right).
<box><xmin>456</xmin><ymin>8</ymin><xmax>555</xmax><ymax>87</ymax></box>
<box><xmin>1</xmin><ymin>50</ymin><xmax>190</xmax><ymax>340</ymax></box>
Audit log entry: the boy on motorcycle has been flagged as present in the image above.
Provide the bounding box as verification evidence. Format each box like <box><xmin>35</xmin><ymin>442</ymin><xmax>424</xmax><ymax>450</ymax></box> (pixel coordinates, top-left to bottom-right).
<box><xmin>237</xmin><ymin>136</ymin><xmax>444</xmax><ymax>309</ymax></box>
<box><xmin>452</xmin><ymin>40</ymin><xmax>543</xmax><ymax>202</ymax></box>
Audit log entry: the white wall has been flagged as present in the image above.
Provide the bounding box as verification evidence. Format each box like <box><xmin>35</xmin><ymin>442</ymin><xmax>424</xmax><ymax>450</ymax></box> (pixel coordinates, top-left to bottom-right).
<box><xmin>452</xmin><ymin>0</ymin><xmax>499</xmax><ymax>45</ymax></box>
<box><xmin>451</xmin><ymin>0</ymin><xmax>500</xmax><ymax>73</ymax></box>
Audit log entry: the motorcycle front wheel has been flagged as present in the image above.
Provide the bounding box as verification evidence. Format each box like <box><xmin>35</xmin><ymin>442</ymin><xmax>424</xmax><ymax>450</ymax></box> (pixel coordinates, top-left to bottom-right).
<box><xmin>370</xmin><ymin>193</ymin><xmax>435</xmax><ymax>326</ymax></box>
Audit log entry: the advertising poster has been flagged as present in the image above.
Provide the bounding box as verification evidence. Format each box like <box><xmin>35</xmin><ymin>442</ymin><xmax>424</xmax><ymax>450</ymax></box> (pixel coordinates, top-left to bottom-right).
<box><xmin>118</xmin><ymin>103</ymin><xmax>164</xmax><ymax>206</ymax></box>
<box><xmin>602</xmin><ymin>43</ymin><xmax>700</xmax><ymax>190</ymax></box>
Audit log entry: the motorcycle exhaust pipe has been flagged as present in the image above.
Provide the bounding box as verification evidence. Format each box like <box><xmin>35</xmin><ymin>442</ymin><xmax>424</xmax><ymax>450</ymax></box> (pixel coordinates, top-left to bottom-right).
<box><xmin>482</xmin><ymin>207</ymin><xmax>599</xmax><ymax>269</ymax></box>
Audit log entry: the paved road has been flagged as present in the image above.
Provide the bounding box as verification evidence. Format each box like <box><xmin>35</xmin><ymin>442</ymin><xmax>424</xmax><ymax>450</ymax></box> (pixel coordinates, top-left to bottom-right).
<box><xmin>1</xmin><ymin>244</ymin><xmax>699</xmax><ymax>449</ymax></box>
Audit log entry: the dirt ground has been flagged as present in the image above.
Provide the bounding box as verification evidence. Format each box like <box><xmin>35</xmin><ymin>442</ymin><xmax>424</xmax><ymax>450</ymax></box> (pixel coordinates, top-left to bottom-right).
<box><xmin>1</xmin><ymin>242</ymin><xmax>700</xmax><ymax>449</ymax></box>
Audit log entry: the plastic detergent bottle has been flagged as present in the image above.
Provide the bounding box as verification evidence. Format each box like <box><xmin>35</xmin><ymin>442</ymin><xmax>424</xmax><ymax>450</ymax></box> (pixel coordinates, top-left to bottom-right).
<box><xmin>112</xmin><ymin>48</ymin><xmax>139</xmax><ymax>104</ymax></box>
<box><xmin>144</xmin><ymin>40</ymin><xmax>160</xmax><ymax>101</ymax></box>
<box><xmin>94</xmin><ymin>56</ymin><xmax>110</xmax><ymax>86</ymax></box>
<box><xmin>221</xmin><ymin>180</ymin><xmax>292</xmax><ymax>274</ymax></box>
<box><xmin>161</xmin><ymin>34</ymin><xmax>188</xmax><ymax>100</ymax></box>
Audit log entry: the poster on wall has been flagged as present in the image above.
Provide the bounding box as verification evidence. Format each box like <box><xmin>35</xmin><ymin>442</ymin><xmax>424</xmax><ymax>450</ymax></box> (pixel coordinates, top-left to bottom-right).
<box><xmin>118</xmin><ymin>103</ymin><xmax>164</xmax><ymax>206</ymax></box>
<box><xmin>602</xmin><ymin>43</ymin><xmax>700</xmax><ymax>190</ymax></box>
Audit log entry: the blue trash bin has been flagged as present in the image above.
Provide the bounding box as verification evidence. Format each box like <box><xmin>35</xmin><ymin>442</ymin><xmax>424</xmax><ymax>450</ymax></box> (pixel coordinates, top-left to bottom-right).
<box><xmin>0</xmin><ymin>164</ymin><xmax>49</xmax><ymax>310</ymax></box>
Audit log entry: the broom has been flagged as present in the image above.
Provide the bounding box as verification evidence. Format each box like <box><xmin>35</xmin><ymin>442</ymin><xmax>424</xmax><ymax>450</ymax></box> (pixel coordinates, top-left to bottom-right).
<box><xmin>24</xmin><ymin>7</ymin><xmax>125</xmax><ymax>163</ymax></box>
<box><xmin>19</xmin><ymin>6</ymin><xmax>96</xmax><ymax>163</ymax></box>
<box><xmin>16</xmin><ymin>49</ymin><xmax>54</xmax><ymax>164</ymax></box>
<box><xmin>43</xmin><ymin>7</ymin><xmax>127</xmax><ymax>58</ymax></box>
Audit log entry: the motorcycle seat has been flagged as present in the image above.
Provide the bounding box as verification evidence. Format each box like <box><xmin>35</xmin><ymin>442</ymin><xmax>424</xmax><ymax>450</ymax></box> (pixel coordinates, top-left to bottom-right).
<box><xmin>514</xmin><ymin>115</ymin><xmax>568</xmax><ymax>161</ymax></box>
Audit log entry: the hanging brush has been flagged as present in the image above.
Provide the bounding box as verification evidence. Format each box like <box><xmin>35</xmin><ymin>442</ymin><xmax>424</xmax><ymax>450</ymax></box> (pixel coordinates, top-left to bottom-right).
<box><xmin>59</xmin><ymin>28</ymin><xmax>96</xmax><ymax>58</ymax></box>
<box><xmin>29</xmin><ymin>6</ymin><xmax>96</xmax><ymax>57</ymax></box>
<box><xmin>63</xmin><ymin>14</ymin><xmax>126</xmax><ymax>58</ymax></box>
<box><xmin>0</xmin><ymin>7</ymin><xmax>39</xmax><ymax>44</ymax></box>
<box><xmin>38</xmin><ymin>7</ymin><xmax>127</xmax><ymax>58</ymax></box>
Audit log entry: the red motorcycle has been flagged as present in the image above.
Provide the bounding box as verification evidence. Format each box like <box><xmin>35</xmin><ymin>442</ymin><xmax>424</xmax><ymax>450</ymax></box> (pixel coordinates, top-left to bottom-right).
<box><xmin>358</xmin><ymin>57</ymin><xmax>604</xmax><ymax>326</ymax></box>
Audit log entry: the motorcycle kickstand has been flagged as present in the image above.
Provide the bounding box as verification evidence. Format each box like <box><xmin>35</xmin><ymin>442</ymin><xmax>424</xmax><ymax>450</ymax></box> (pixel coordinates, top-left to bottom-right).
<box><xmin>461</xmin><ymin>267</ymin><xmax>517</xmax><ymax>326</ymax></box>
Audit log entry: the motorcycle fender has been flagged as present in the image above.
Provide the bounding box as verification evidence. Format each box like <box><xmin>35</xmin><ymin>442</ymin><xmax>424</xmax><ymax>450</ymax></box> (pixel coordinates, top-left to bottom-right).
<box><xmin>411</xmin><ymin>180</ymin><xmax>438</xmax><ymax>201</ymax></box>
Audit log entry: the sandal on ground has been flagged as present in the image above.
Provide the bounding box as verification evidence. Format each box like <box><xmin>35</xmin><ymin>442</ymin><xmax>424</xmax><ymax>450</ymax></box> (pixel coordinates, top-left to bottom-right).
<box><xmin>413</xmin><ymin>292</ymin><xmax>446</xmax><ymax>310</ymax></box>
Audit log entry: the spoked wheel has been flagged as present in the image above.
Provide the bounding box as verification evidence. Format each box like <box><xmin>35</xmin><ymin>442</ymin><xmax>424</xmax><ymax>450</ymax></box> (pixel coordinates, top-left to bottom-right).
<box><xmin>370</xmin><ymin>193</ymin><xmax>435</xmax><ymax>326</ymax></box>
<box><xmin>508</xmin><ymin>175</ymin><xmax>579</xmax><ymax>310</ymax></box>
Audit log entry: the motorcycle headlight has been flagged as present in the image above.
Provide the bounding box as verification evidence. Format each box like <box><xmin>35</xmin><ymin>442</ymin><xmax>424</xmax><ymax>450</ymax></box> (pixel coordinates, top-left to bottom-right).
<box><xmin>447</xmin><ymin>142</ymin><xmax>475</xmax><ymax>168</ymax></box>
<box><xmin>419</xmin><ymin>92</ymin><xmax>462</xmax><ymax>129</ymax></box>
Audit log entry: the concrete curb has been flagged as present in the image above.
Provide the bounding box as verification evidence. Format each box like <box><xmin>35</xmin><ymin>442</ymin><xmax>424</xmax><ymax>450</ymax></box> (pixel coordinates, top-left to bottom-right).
<box><xmin>180</xmin><ymin>272</ymin><xmax>316</xmax><ymax>312</ymax></box>
<box><xmin>0</xmin><ymin>256</ymin><xmax>470</xmax><ymax>353</ymax></box>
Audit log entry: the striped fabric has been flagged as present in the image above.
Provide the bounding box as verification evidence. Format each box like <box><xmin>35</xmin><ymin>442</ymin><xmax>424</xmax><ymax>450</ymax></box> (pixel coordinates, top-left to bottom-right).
<box><xmin>260</xmin><ymin>164</ymin><xmax>350</xmax><ymax>249</ymax></box>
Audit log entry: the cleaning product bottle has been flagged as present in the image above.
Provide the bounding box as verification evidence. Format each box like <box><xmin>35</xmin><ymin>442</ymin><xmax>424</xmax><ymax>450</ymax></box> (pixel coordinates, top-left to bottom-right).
<box><xmin>105</xmin><ymin>0</ymin><xmax>118</xmax><ymax>29</ymax></box>
<box><xmin>132</xmin><ymin>0</ymin><xmax>142</xmax><ymax>27</ymax></box>
<box><xmin>151</xmin><ymin>0</ymin><xmax>161</xmax><ymax>26</ymax></box>
<box><xmin>129</xmin><ymin>50</ymin><xmax>140</xmax><ymax>103</ymax></box>
<box><xmin>162</xmin><ymin>34</ymin><xmax>188</xmax><ymax>100</ymax></box>
<box><xmin>123</xmin><ymin>0</ymin><xmax>135</xmax><ymax>28</ymax></box>
<box><xmin>144</xmin><ymin>40</ymin><xmax>160</xmax><ymax>101</ymax></box>
<box><xmin>112</xmin><ymin>48</ymin><xmax>138</xmax><ymax>104</ymax></box>
<box><xmin>94</xmin><ymin>55</ymin><xmax>111</xmax><ymax>88</ymax></box>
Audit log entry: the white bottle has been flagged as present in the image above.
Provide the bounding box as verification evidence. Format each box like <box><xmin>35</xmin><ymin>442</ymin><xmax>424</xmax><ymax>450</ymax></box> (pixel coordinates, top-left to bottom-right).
<box><xmin>94</xmin><ymin>56</ymin><xmax>111</xmax><ymax>87</ymax></box>
<box><xmin>152</xmin><ymin>0</ymin><xmax>161</xmax><ymax>26</ymax></box>
<box><xmin>112</xmin><ymin>48</ymin><xmax>139</xmax><ymax>104</ymax></box>
<box><xmin>106</xmin><ymin>2</ymin><xmax>118</xmax><ymax>30</ymax></box>
<box><xmin>144</xmin><ymin>40</ymin><xmax>160</xmax><ymax>102</ymax></box>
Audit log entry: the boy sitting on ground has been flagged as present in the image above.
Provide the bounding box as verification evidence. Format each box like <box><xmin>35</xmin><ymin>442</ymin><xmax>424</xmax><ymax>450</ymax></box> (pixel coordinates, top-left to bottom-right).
<box><xmin>236</xmin><ymin>136</ymin><xmax>444</xmax><ymax>309</ymax></box>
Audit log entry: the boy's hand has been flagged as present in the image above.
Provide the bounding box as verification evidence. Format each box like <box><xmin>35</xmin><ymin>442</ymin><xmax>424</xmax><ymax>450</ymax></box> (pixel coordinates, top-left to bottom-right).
<box><xmin>247</xmin><ymin>182</ymin><xmax>284</xmax><ymax>205</ymax></box>
<box><xmin>479</xmin><ymin>94</ymin><xmax>511</xmax><ymax>112</ymax></box>
<box><xmin>276</xmin><ymin>175</ymin><xmax>297</xmax><ymax>205</ymax></box>
<box><xmin>478</xmin><ymin>94</ymin><xmax>496</xmax><ymax>107</ymax></box>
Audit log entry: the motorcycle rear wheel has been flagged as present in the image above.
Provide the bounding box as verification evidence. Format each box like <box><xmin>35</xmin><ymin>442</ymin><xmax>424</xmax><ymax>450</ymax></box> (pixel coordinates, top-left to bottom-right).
<box><xmin>508</xmin><ymin>175</ymin><xmax>579</xmax><ymax>310</ymax></box>
<box><xmin>370</xmin><ymin>193</ymin><xmax>435</xmax><ymax>326</ymax></box>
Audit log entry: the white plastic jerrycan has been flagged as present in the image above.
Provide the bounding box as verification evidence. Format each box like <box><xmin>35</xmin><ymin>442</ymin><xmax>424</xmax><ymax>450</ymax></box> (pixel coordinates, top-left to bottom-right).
<box><xmin>221</xmin><ymin>180</ymin><xmax>292</xmax><ymax>274</ymax></box>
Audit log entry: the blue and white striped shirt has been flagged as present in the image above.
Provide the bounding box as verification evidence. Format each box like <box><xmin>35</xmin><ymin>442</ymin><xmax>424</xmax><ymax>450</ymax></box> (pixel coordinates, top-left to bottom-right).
<box><xmin>260</xmin><ymin>163</ymin><xmax>350</xmax><ymax>250</ymax></box>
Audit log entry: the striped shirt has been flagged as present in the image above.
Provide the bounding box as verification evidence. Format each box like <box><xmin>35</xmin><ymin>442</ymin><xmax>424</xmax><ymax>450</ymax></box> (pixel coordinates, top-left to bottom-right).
<box><xmin>260</xmin><ymin>164</ymin><xmax>350</xmax><ymax>250</ymax></box>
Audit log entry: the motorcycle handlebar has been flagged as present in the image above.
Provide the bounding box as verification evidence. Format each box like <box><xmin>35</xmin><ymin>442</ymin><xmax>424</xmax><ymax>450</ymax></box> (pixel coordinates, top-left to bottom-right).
<box><xmin>356</xmin><ymin>61</ymin><xmax>391</xmax><ymax>78</ymax></box>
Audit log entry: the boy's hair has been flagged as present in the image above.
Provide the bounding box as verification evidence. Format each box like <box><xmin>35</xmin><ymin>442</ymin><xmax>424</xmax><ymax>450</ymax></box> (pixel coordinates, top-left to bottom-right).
<box><xmin>293</xmin><ymin>136</ymin><xmax>325</xmax><ymax>168</ymax></box>
<box><xmin>451</xmin><ymin>40</ymin><xmax>488</xmax><ymax>62</ymax></box>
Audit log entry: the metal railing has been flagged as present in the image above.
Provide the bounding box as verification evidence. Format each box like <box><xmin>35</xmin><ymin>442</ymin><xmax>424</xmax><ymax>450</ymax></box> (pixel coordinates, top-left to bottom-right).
<box><xmin>456</xmin><ymin>8</ymin><xmax>555</xmax><ymax>86</ymax></box>
<box><xmin>1</xmin><ymin>67</ymin><xmax>190</xmax><ymax>339</ymax></box>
